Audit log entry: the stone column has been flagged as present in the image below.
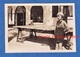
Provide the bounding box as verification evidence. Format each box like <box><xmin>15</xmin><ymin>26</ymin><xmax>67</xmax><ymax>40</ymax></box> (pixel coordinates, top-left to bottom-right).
<box><xmin>8</xmin><ymin>6</ymin><xmax>11</xmax><ymax>25</ymax></box>
<box><xmin>25</xmin><ymin>6</ymin><xmax>32</xmax><ymax>25</ymax></box>
<box><xmin>12</xmin><ymin>6</ymin><xmax>15</xmax><ymax>25</ymax></box>
<box><xmin>58</xmin><ymin>6</ymin><xmax>61</xmax><ymax>12</ymax></box>
<box><xmin>61</xmin><ymin>6</ymin><xmax>63</xmax><ymax>13</ymax></box>
<box><xmin>14</xmin><ymin>6</ymin><xmax>17</xmax><ymax>26</ymax></box>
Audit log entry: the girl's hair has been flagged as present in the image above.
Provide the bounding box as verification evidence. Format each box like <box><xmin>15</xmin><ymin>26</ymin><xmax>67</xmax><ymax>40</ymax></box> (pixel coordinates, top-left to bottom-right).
<box><xmin>57</xmin><ymin>12</ymin><xmax>64</xmax><ymax>18</ymax></box>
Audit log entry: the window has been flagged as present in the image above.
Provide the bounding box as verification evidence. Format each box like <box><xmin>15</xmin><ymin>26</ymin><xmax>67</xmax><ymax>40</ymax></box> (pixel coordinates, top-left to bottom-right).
<box><xmin>8</xmin><ymin>6</ymin><xmax>12</xmax><ymax>25</ymax></box>
<box><xmin>63</xmin><ymin>6</ymin><xmax>70</xmax><ymax>16</ymax></box>
<box><xmin>52</xmin><ymin>6</ymin><xmax>58</xmax><ymax>17</ymax></box>
<box><xmin>8</xmin><ymin>6</ymin><xmax>15</xmax><ymax>26</ymax></box>
<box><xmin>31</xmin><ymin>6</ymin><xmax>43</xmax><ymax>23</ymax></box>
<box><xmin>63</xmin><ymin>6</ymin><xmax>73</xmax><ymax>17</ymax></box>
<box><xmin>69</xmin><ymin>6</ymin><xmax>73</xmax><ymax>17</ymax></box>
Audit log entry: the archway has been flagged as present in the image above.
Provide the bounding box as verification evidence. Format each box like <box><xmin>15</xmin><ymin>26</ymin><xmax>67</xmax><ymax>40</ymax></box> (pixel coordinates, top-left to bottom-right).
<box><xmin>15</xmin><ymin>6</ymin><xmax>26</xmax><ymax>26</ymax></box>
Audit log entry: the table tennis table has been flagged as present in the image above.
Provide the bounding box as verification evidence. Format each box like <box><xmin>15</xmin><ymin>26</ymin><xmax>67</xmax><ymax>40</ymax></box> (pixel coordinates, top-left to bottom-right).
<box><xmin>13</xmin><ymin>24</ymin><xmax>55</xmax><ymax>43</ymax></box>
<box><xmin>13</xmin><ymin>24</ymin><xmax>73</xmax><ymax>43</ymax></box>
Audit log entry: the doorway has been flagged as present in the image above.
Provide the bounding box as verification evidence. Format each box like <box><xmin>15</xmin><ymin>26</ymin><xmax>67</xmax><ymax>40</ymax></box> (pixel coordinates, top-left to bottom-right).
<box><xmin>15</xmin><ymin>6</ymin><xmax>26</xmax><ymax>26</ymax></box>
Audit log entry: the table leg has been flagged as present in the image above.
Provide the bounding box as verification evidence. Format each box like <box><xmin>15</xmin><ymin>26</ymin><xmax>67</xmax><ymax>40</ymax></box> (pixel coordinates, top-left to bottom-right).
<box><xmin>17</xmin><ymin>28</ymin><xmax>24</xmax><ymax>43</ymax></box>
<box><xmin>17</xmin><ymin>29</ymin><xmax>19</xmax><ymax>42</ymax></box>
<box><xmin>34</xmin><ymin>29</ymin><xmax>37</xmax><ymax>39</ymax></box>
<box><xmin>30</xmin><ymin>29</ymin><xmax>34</xmax><ymax>38</ymax></box>
<box><xmin>29</xmin><ymin>29</ymin><xmax>37</xmax><ymax>40</ymax></box>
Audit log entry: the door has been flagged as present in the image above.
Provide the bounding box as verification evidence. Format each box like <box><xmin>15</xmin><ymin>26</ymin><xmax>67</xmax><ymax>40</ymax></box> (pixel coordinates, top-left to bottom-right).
<box><xmin>15</xmin><ymin>6</ymin><xmax>26</xmax><ymax>26</ymax></box>
<box><xmin>17</xmin><ymin>13</ymin><xmax>24</xmax><ymax>25</ymax></box>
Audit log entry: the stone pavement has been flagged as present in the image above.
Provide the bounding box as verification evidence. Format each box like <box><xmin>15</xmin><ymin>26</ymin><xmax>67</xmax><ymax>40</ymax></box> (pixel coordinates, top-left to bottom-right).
<box><xmin>6</xmin><ymin>28</ymin><xmax>73</xmax><ymax>53</ymax></box>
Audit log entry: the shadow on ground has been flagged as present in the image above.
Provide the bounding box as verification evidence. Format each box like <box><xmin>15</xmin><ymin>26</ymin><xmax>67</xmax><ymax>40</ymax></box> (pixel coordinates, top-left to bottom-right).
<box><xmin>8</xmin><ymin>32</ymin><xmax>17</xmax><ymax>42</ymax></box>
<box><xmin>24</xmin><ymin>36</ymin><xmax>56</xmax><ymax>50</ymax></box>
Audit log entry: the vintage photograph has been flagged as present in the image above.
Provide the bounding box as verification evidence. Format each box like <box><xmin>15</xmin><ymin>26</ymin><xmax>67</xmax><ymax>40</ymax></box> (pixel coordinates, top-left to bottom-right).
<box><xmin>5</xmin><ymin>3</ymin><xmax>76</xmax><ymax>53</ymax></box>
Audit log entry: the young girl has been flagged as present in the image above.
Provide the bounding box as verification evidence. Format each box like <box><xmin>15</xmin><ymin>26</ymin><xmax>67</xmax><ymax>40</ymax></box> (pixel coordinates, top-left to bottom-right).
<box><xmin>54</xmin><ymin>12</ymin><xmax>69</xmax><ymax>50</ymax></box>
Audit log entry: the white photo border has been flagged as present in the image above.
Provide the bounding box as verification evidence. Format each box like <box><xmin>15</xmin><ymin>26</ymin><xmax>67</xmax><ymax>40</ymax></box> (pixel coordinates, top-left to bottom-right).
<box><xmin>5</xmin><ymin>3</ymin><xmax>76</xmax><ymax>53</ymax></box>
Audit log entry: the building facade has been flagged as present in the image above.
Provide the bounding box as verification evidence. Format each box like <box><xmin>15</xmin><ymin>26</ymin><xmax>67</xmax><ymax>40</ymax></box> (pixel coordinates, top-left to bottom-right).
<box><xmin>7</xmin><ymin>5</ymin><xmax>73</xmax><ymax>28</ymax></box>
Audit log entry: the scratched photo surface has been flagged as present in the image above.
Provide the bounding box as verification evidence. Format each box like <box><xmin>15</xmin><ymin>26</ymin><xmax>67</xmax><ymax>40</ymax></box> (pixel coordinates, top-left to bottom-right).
<box><xmin>5</xmin><ymin>3</ymin><xmax>76</xmax><ymax>53</ymax></box>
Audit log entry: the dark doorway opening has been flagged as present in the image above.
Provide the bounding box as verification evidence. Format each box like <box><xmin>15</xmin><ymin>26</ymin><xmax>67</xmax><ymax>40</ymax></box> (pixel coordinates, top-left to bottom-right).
<box><xmin>31</xmin><ymin>6</ymin><xmax>43</xmax><ymax>23</ymax></box>
<box><xmin>15</xmin><ymin>6</ymin><xmax>26</xmax><ymax>26</ymax></box>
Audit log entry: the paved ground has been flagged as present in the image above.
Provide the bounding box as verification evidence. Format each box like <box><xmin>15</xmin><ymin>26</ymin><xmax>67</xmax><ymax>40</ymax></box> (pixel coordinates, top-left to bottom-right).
<box><xmin>6</xmin><ymin>28</ymin><xmax>74</xmax><ymax>53</ymax></box>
